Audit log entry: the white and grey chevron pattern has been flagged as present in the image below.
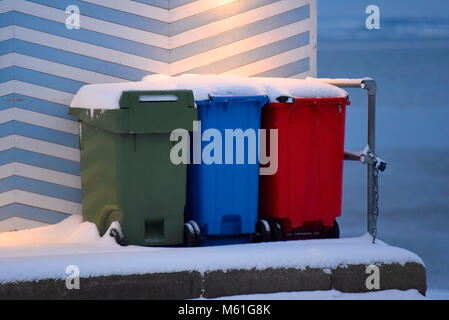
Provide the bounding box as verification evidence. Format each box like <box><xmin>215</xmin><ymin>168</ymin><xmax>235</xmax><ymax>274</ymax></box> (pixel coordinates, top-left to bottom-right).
<box><xmin>0</xmin><ymin>0</ymin><xmax>317</xmax><ymax>231</ymax></box>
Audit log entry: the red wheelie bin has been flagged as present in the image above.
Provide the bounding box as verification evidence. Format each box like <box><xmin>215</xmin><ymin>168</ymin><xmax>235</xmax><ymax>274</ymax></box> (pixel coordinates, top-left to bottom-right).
<box><xmin>258</xmin><ymin>95</ymin><xmax>349</xmax><ymax>241</ymax></box>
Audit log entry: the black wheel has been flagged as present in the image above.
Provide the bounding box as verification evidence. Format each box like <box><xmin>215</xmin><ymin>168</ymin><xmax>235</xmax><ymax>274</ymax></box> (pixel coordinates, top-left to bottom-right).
<box><xmin>269</xmin><ymin>220</ymin><xmax>283</xmax><ymax>241</ymax></box>
<box><xmin>325</xmin><ymin>221</ymin><xmax>340</xmax><ymax>239</ymax></box>
<box><xmin>184</xmin><ymin>222</ymin><xmax>197</xmax><ymax>247</ymax></box>
<box><xmin>187</xmin><ymin>220</ymin><xmax>202</xmax><ymax>245</ymax></box>
<box><xmin>253</xmin><ymin>219</ymin><xmax>271</xmax><ymax>242</ymax></box>
<box><xmin>109</xmin><ymin>228</ymin><xmax>125</xmax><ymax>246</ymax></box>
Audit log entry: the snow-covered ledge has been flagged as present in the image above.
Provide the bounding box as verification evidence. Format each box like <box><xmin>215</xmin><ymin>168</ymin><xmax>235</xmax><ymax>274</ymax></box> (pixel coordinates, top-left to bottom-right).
<box><xmin>0</xmin><ymin>217</ymin><xmax>426</xmax><ymax>299</ymax></box>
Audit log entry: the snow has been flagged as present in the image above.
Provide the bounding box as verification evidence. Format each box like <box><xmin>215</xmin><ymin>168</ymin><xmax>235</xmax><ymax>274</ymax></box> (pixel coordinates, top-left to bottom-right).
<box><xmin>207</xmin><ymin>288</ymin><xmax>449</xmax><ymax>300</ymax></box>
<box><xmin>426</xmin><ymin>289</ymin><xmax>449</xmax><ymax>300</ymax></box>
<box><xmin>305</xmin><ymin>77</ymin><xmax>368</xmax><ymax>87</ymax></box>
<box><xmin>205</xmin><ymin>289</ymin><xmax>426</xmax><ymax>300</ymax></box>
<box><xmin>0</xmin><ymin>216</ymin><xmax>99</xmax><ymax>247</ymax></box>
<box><xmin>0</xmin><ymin>217</ymin><xmax>423</xmax><ymax>284</ymax></box>
<box><xmin>70</xmin><ymin>75</ymin><xmax>177</xmax><ymax>111</ymax></box>
<box><xmin>69</xmin><ymin>74</ymin><xmax>348</xmax><ymax>111</ymax></box>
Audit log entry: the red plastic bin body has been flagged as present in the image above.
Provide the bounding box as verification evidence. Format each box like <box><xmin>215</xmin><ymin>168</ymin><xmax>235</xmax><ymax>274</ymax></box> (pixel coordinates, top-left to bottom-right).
<box><xmin>259</xmin><ymin>97</ymin><xmax>349</xmax><ymax>236</ymax></box>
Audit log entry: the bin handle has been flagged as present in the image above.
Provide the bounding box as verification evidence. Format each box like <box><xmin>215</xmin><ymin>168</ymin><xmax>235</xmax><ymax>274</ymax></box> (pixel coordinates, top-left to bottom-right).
<box><xmin>208</xmin><ymin>94</ymin><xmax>270</xmax><ymax>103</ymax></box>
<box><xmin>138</xmin><ymin>94</ymin><xmax>178</xmax><ymax>102</ymax></box>
<box><xmin>276</xmin><ymin>96</ymin><xmax>295</xmax><ymax>104</ymax></box>
<box><xmin>119</xmin><ymin>90</ymin><xmax>196</xmax><ymax>109</ymax></box>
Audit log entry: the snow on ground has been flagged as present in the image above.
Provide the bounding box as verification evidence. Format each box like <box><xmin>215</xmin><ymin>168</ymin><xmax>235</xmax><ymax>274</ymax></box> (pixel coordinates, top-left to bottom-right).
<box><xmin>70</xmin><ymin>74</ymin><xmax>348</xmax><ymax>111</ymax></box>
<box><xmin>426</xmin><ymin>289</ymin><xmax>449</xmax><ymax>300</ymax></box>
<box><xmin>0</xmin><ymin>217</ymin><xmax>423</xmax><ymax>284</ymax></box>
<box><xmin>205</xmin><ymin>289</ymin><xmax>426</xmax><ymax>300</ymax></box>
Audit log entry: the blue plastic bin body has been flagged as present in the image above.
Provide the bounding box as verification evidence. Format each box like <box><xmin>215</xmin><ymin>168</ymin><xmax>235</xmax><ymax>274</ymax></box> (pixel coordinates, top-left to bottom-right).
<box><xmin>186</xmin><ymin>95</ymin><xmax>269</xmax><ymax>238</ymax></box>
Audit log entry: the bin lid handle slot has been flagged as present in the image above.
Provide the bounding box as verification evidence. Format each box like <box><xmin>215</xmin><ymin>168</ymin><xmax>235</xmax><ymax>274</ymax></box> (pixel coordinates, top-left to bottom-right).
<box><xmin>139</xmin><ymin>95</ymin><xmax>178</xmax><ymax>102</ymax></box>
<box><xmin>276</xmin><ymin>96</ymin><xmax>295</xmax><ymax>104</ymax></box>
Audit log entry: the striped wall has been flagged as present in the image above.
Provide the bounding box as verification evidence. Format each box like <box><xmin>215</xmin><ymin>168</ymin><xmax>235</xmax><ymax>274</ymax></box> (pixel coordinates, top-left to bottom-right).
<box><xmin>0</xmin><ymin>0</ymin><xmax>317</xmax><ymax>231</ymax></box>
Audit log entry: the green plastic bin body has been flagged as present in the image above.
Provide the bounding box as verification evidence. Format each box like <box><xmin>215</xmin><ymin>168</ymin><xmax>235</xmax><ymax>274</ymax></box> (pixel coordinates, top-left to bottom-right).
<box><xmin>69</xmin><ymin>90</ymin><xmax>197</xmax><ymax>246</ymax></box>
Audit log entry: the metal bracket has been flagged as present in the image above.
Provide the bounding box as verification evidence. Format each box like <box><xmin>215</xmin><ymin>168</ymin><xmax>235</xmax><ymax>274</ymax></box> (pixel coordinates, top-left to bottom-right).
<box><xmin>361</xmin><ymin>147</ymin><xmax>387</xmax><ymax>172</ymax></box>
<box><xmin>361</xmin><ymin>78</ymin><xmax>377</xmax><ymax>96</ymax></box>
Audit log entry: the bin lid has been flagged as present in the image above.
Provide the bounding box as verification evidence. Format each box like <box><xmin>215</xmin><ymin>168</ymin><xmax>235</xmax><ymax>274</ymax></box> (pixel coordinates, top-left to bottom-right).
<box><xmin>70</xmin><ymin>75</ymin><xmax>348</xmax><ymax>112</ymax></box>
<box><xmin>142</xmin><ymin>74</ymin><xmax>348</xmax><ymax>101</ymax></box>
<box><xmin>195</xmin><ymin>94</ymin><xmax>270</xmax><ymax>107</ymax></box>
<box><xmin>249</xmin><ymin>76</ymin><xmax>348</xmax><ymax>100</ymax></box>
<box><xmin>69</xmin><ymin>89</ymin><xmax>197</xmax><ymax>133</ymax></box>
<box><xmin>70</xmin><ymin>76</ymin><xmax>177</xmax><ymax>111</ymax></box>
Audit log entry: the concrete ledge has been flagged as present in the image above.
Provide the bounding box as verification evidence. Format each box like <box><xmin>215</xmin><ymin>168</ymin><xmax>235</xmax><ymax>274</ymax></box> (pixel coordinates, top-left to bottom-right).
<box><xmin>0</xmin><ymin>262</ymin><xmax>426</xmax><ymax>299</ymax></box>
<box><xmin>0</xmin><ymin>272</ymin><xmax>202</xmax><ymax>300</ymax></box>
<box><xmin>203</xmin><ymin>268</ymin><xmax>331</xmax><ymax>299</ymax></box>
<box><xmin>332</xmin><ymin>262</ymin><xmax>426</xmax><ymax>295</ymax></box>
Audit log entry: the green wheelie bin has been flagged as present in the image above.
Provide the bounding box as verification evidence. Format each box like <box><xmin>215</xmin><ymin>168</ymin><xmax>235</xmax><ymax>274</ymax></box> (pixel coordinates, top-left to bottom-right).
<box><xmin>69</xmin><ymin>90</ymin><xmax>197</xmax><ymax>246</ymax></box>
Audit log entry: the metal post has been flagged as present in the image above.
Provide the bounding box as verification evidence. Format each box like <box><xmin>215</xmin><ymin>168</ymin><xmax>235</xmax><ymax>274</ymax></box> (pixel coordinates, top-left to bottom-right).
<box><xmin>363</xmin><ymin>79</ymin><xmax>377</xmax><ymax>241</ymax></box>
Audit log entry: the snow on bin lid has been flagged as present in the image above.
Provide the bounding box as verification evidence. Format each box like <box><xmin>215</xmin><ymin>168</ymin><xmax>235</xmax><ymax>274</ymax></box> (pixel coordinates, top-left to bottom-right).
<box><xmin>70</xmin><ymin>75</ymin><xmax>177</xmax><ymax>110</ymax></box>
<box><xmin>249</xmin><ymin>76</ymin><xmax>348</xmax><ymax>100</ymax></box>
<box><xmin>151</xmin><ymin>74</ymin><xmax>348</xmax><ymax>101</ymax></box>
<box><xmin>70</xmin><ymin>74</ymin><xmax>348</xmax><ymax>110</ymax></box>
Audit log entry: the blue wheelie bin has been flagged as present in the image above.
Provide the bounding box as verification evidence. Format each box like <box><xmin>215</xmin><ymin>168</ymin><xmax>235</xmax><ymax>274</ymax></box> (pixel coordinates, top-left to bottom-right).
<box><xmin>185</xmin><ymin>95</ymin><xmax>269</xmax><ymax>244</ymax></box>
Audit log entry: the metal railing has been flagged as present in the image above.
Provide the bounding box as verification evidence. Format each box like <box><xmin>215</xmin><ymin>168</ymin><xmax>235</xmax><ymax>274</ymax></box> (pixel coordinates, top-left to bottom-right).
<box><xmin>307</xmin><ymin>77</ymin><xmax>386</xmax><ymax>243</ymax></box>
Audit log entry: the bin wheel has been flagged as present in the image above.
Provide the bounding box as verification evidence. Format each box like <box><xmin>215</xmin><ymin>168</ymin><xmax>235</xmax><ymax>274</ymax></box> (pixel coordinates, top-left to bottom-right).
<box><xmin>253</xmin><ymin>219</ymin><xmax>271</xmax><ymax>243</ymax></box>
<box><xmin>187</xmin><ymin>220</ymin><xmax>202</xmax><ymax>245</ymax></box>
<box><xmin>269</xmin><ymin>220</ymin><xmax>283</xmax><ymax>241</ymax></box>
<box><xmin>325</xmin><ymin>221</ymin><xmax>340</xmax><ymax>239</ymax></box>
<box><xmin>184</xmin><ymin>221</ymin><xmax>201</xmax><ymax>247</ymax></box>
<box><xmin>110</xmin><ymin>228</ymin><xmax>125</xmax><ymax>246</ymax></box>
